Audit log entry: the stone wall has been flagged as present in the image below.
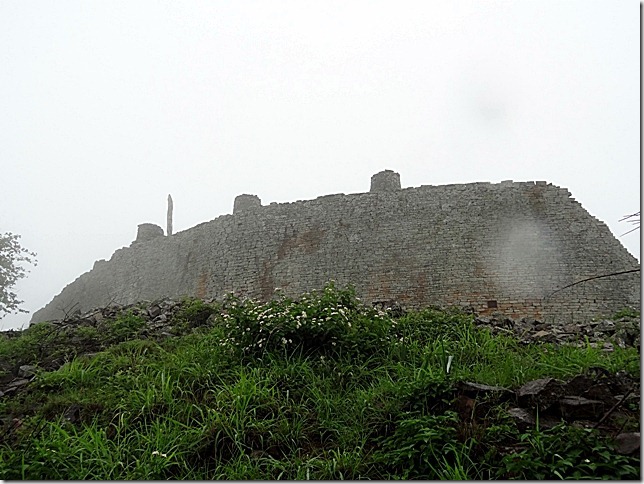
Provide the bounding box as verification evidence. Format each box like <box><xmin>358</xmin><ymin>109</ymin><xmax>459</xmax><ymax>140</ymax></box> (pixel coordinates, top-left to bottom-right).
<box><xmin>31</xmin><ymin>171</ymin><xmax>640</xmax><ymax>324</ymax></box>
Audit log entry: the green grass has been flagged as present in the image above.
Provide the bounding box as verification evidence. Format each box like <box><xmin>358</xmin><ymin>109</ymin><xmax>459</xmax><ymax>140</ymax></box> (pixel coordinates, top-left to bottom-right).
<box><xmin>0</xmin><ymin>283</ymin><xmax>639</xmax><ymax>479</ymax></box>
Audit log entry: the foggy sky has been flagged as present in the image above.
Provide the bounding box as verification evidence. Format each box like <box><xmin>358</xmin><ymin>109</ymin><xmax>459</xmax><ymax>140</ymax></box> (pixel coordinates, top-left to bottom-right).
<box><xmin>0</xmin><ymin>0</ymin><xmax>640</xmax><ymax>330</ymax></box>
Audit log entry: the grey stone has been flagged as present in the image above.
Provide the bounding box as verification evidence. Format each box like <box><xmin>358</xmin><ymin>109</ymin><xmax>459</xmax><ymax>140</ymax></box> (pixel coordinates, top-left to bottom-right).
<box><xmin>370</xmin><ymin>169</ymin><xmax>401</xmax><ymax>192</ymax></box>
<box><xmin>507</xmin><ymin>407</ymin><xmax>535</xmax><ymax>431</ymax></box>
<box><xmin>148</xmin><ymin>305</ymin><xmax>162</xmax><ymax>318</ymax></box>
<box><xmin>133</xmin><ymin>223</ymin><xmax>164</xmax><ymax>244</ymax></box>
<box><xmin>614</xmin><ymin>432</ymin><xmax>640</xmax><ymax>455</ymax></box>
<box><xmin>563</xmin><ymin>374</ymin><xmax>595</xmax><ymax>397</ymax></box>
<box><xmin>18</xmin><ymin>365</ymin><xmax>36</xmax><ymax>378</ymax></box>
<box><xmin>233</xmin><ymin>194</ymin><xmax>261</xmax><ymax>214</ymax></box>
<box><xmin>153</xmin><ymin>314</ymin><xmax>168</xmax><ymax>323</ymax></box>
<box><xmin>583</xmin><ymin>383</ymin><xmax>616</xmax><ymax>404</ymax></box>
<box><xmin>558</xmin><ymin>396</ymin><xmax>604</xmax><ymax>421</ymax></box>
<box><xmin>517</xmin><ymin>378</ymin><xmax>564</xmax><ymax>410</ymax></box>
<box><xmin>532</xmin><ymin>330</ymin><xmax>551</xmax><ymax>339</ymax></box>
<box><xmin>457</xmin><ymin>381</ymin><xmax>514</xmax><ymax>399</ymax></box>
<box><xmin>167</xmin><ymin>194</ymin><xmax>173</xmax><ymax>236</ymax></box>
<box><xmin>6</xmin><ymin>378</ymin><xmax>30</xmax><ymax>389</ymax></box>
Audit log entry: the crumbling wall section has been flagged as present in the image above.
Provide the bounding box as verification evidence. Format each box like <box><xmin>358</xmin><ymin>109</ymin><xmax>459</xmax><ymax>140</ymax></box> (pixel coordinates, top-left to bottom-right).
<box><xmin>31</xmin><ymin>174</ymin><xmax>640</xmax><ymax>324</ymax></box>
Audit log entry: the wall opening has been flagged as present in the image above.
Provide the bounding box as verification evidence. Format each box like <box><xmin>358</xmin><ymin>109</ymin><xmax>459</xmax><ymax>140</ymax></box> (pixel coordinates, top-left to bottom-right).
<box><xmin>487</xmin><ymin>300</ymin><xmax>498</xmax><ymax>309</ymax></box>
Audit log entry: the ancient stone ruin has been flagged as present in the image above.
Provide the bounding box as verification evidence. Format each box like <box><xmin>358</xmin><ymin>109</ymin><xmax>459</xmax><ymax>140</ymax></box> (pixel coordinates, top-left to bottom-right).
<box><xmin>31</xmin><ymin>170</ymin><xmax>640</xmax><ymax>324</ymax></box>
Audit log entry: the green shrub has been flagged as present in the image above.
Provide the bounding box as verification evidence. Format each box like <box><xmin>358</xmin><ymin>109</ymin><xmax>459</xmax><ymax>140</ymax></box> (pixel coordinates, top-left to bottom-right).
<box><xmin>214</xmin><ymin>282</ymin><xmax>394</xmax><ymax>360</ymax></box>
<box><xmin>496</xmin><ymin>422</ymin><xmax>640</xmax><ymax>479</ymax></box>
<box><xmin>174</xmin><ymin>298</ymin><xmax>218</xmax><ymax>328</ymax></box>
<box><xmin>612</xmin><ymin>307</ymin><xmax>640</xmax><ymax>319</ymax></box>
<box><xmin>100</xmin><ymin>312</ymin><xmax>146</xmax><ymax>345</ymax></box>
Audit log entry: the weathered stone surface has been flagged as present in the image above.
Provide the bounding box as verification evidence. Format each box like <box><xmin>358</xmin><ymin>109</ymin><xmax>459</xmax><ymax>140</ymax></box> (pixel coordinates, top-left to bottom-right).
<box><xmin>474</xmin><ymin>314</ymin><xmax>641</xmax><ymax>349</ymax></box>
<box><xmin>504</xmin><ymin>369</ymin><xmax>639</xmax><ymax>436</ymax></box>
<box><xmin>507</xmin><ymin>407</ymin><xmax>535</xmax><ymax>431</ymax></box>
<box><xmin>370</xmin><ymin>169</ymin><xmax>401</xmax><ymax>192</ymax></box>
<box><xmin>583</xmin><ymin>383</ymin><xmax>616</xmax><ymax>404</ymax></box>
<box><xmin>457</xmin><ymin>381</ymin><xmax>514</xmax><ymax>400</ymax></box>
<box><xmin>30</xmin><ymin>171</ymin><xmax>640</xmax><ymax>325</ymax></box>
<box><xmin>517</xmin><ymin>378</ymin><xmax>564</xmax><ymax>410</ymax></box>
<box><xmin>233</xmin><ymin>194</ymin><xmax>261</xmax><ymax>214</ymax></box>
<box><xmin>133</xmin><ymin>223</ymin><xmax>164</xmax><ymax>244</ymax></box>
<box><xmin>167</xmin><ymin>194</ymin><xmax>173</xmax><ymax>236</ymax></box>
<box><xmin>558</xmin><ymin>396</ymin><xmax>604</xmax><ymax>421</ymax></box>
<box><xmin>614</xmin><ymin>432</ymin><xmax>640</xmax><ymax>455</ymax></box>
<box><xmin>148</xmin><ymin>305</ymin><xmax>162</xmax><ymax>318</ymax></box>
<box><xmin>17</xmin><ymin>365</ymin><xmax>36</xmax><ymax>379</ymax></box>
<box><xmin>5</xmin><ymin>379</ymin><xmax>30</xmax><ymax>393</ymax></box>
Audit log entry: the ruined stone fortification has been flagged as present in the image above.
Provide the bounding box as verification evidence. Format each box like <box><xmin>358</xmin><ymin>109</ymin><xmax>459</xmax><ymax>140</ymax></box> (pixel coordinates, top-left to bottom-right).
<box><xmin>32</xmin><ymin>170</ymin><xmax>640</xmax><ymax>324</ymax></box>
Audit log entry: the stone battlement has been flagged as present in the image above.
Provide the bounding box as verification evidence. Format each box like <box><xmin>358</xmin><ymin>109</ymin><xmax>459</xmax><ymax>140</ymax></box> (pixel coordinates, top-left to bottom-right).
<box><xmin>31</xmin><ymin>170</ymin><xmax>640</xmax><ymax>324</ymax></box>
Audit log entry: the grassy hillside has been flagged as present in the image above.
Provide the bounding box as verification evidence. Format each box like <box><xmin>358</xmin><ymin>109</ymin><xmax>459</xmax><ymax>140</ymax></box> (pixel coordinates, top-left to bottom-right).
<box><xmin>0</xmin><ymin>283</ymin><xmax>639</xmax><ymax>479</ymax></box>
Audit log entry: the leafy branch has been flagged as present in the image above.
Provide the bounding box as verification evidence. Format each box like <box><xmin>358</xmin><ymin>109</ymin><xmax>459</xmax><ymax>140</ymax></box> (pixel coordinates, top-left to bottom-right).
<box><xmin>0</xmin><ymin>232</ymin><xmax>37</xmax><ymax>318</ymax></box>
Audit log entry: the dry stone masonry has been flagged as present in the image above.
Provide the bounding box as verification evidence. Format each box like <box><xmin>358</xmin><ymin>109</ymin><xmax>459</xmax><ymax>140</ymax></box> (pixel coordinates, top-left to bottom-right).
<box><xmin>31</xmin><ymin>170</ymin><xmax>640</xmax><ymax>324</ymax></box>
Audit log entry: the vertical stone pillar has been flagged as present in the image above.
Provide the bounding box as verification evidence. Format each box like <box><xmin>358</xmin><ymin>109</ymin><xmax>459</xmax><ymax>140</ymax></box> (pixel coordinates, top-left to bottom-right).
<box><xmin>167</xmin><ymin>194</ymin><xmax>173</xmax><ymax>236</ymax></box>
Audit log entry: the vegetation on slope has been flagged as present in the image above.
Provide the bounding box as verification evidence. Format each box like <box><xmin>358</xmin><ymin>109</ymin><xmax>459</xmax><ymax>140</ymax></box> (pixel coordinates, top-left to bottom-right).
<box><xmin>0</xmin><ymin>283</ymin><xmax>639</xmax><ymax>479</ymax></box>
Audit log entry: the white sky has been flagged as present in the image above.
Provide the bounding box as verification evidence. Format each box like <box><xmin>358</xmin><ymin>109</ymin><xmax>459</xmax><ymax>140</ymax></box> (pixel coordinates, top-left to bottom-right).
<box><xmin>1</xmin><ymin>0</ymin><xmax>640</xmax><ymax>330</ymax></box>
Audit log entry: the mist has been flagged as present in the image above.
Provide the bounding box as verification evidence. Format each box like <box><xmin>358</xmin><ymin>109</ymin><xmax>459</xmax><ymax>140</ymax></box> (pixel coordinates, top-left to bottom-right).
<box><xmin>1</xmin><ymin>0</ymin><xmax>639</xmax><ymax>330</ymax></box>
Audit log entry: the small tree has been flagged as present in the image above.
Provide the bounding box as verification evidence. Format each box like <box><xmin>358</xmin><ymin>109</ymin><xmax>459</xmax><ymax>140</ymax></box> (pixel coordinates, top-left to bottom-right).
<box><xmin>0</xmin><ymin>232</ymin><xmax>37</xmax><ymax>319</ymax></box>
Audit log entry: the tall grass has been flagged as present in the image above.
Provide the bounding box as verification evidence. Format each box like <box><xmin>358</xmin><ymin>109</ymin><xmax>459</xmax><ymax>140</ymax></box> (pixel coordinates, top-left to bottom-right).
<box><xmin>0</xmin><ymin>283</ymin><xmax>639</xmax><ymax>479</ymax></box>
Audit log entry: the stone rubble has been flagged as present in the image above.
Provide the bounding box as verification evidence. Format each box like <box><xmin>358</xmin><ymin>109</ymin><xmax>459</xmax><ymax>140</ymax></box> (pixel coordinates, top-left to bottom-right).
<box><xmin>457</xmin><ymin>368</ymin><xmax>639</xmax><ymax>455</ymax></box>
<box><xmin>473</xmin><ymin>314</ymin><xmax>640</xmax><ymax>350</ymax></box>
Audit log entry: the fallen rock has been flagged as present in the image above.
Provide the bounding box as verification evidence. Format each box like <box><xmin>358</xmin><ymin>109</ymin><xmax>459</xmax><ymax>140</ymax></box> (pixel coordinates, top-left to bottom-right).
<box><xmin>583</xmin><ymin>383</ymin><xmax>616</xmax><ymax>404</ymax></box>
<box><xmin>517</xmin><ymin>378</ymin><xmax>564</xmax><ymax>411</ymax></box>
<box><xmin>6</xmin><ymin>378</ymin><xmax>30</xmax><ymax>389</ymax></box>
<box><xmin>18</xmin><ymin>365</ymin><xmax>37</xmax><ymax>379</ymax></box>
<box><xmin>558</xmin><ymin>396</ymin><xmax>604</xmax><ymax>421</ymax></box>
<box><xmin>563</xmin><ymin>374</ymin><xmax>595</xmax><ymax>397</ymax></box>
<box><xmin>148</xmin><ymin>305</ymin><xmax>162</xmax><ymax>318</ymax></box>
<box><xmin>507</xmin><ymin>407</ymin><xmax>535</xmax><ymax>432</ymax></box>
<box><xmin>457</xmin><ymin>381</ymin><xmax>514</xmax><ymax>400</ymax></box>
<box><xmin>614</xmin><ymin>432</ymin><xmax>640</xmax><ymax>455</ymax></box>
<box><xmin>1</xmin><ymin>378</ymin><xmax>31</xmax><ymax>397</ymax></box>
<box><xmin>532</xmin><ymin>329</ymin><xmax>552</xmax><ymax>339</ymax></box>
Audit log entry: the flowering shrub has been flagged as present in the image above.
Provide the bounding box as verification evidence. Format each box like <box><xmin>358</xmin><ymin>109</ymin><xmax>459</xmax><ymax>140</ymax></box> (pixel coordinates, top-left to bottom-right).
<box><xmin>213</xmin><ymin>282</ymin><xmax>394</xmax><ymax>359</ymax></box>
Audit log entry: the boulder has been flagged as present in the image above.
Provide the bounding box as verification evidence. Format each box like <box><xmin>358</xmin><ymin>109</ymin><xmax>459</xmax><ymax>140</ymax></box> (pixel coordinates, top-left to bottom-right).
<box><xmin>614</xmin><ymin>432</ymin><xmax>640</xmax><ymax>455</ymax></box>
